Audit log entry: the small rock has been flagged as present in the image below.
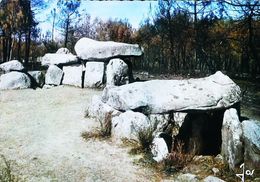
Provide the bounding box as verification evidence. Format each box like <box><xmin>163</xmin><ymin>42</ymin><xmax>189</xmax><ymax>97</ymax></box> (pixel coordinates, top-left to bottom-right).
<box><xmin>42</xmin><ymin>84</ymin><xmax>54</xmax><ymax>89</ymax></box>
<box><xmin>176</xmin><ymin>173</ymin><xmax>199</xmax><ymax>182</ymax></box>
<box><xmin>203</xmin><ymin>176</ymin><xmax>225</xmax><ymax>182</ymax></box>
<box><xmin>214</xmin><ymin>154</ymin><xmax>225</xmax><ymax>166</ymax></box>
<box><xmin>212</xmin><ymin>167</ymin><xmax>220</xmax><ymax>175</ymax></box>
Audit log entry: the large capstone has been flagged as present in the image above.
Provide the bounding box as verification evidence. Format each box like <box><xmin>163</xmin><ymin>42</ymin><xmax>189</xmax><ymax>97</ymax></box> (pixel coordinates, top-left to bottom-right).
<box><xmin>221</xmin><ymin>108</ymin><xmax>243</xmax><ymax>169</ymax></box>
<box><xmin>242</xmin><ymin>119</ymin><xmax>260</xmax><ymax>169</ymax></box>
<box><xmin>106</xmin><ymin>58</ymin><xmax>128</xmax><ymax>86</ymax></box>
<box><xmin>84</xmin><ymin>62</ymin><xmax>104</xmax><ymax>88</ymax></box>
<box><xmin>0</xmin><ymin>60</ymin><xmax>24</xmax><ymax>73</ymax></box>
<box><xmin>41</xmin><ymin>53</ymin><xmax>78</xmax><ymax>66</ymax></box>
<box><xmin>102</xmin><ymin>71</ymin><xmax>241</xmax><ymax>114</ymax></box>
<box><xmin>74</xmin><ymin>37</ymin><xmax>143</xmax><ymax>60</ymax></box>
<box><xmin>62</xmin><ymin>64</ymin><xmax>83</xmax><ymax>87</ymax></box>
<box><xmin>45</xmin><ymin>65</ymin><xmax>63</xmax><ymax>86</ymax></box>
<box><xmin>56</xmin><ymin>47</ymin><xmax>71</xmax><ymax>54</ymax></box>
<box><xmin>0</xmin><ymin>72</ymin><xmax>31</xmax><ymax>90</ymax></box>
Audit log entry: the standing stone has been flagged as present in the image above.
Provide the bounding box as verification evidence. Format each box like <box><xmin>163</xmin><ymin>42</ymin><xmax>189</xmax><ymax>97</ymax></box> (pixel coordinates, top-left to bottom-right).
<box><xmin>148</xmin><ymin>114</ymin><xmax>170</xmax><ymax>133</ymax></box>
<box><xmin>176</xmin><ymin>174</ymin><xmax>199</xmax><ymax>182</ymax></box>
<box><xmin>0</xmin><ymin>72</ymin><xmax>31</xmax><ymax>90</ymax></box>
<box><xmin>84</xmin><ymin>62</ymin><xmax>104</xmax><ymax>88</ymax></box>
<box><xmin>28</xmin><ymin>71</ymin><xmax>45</xmax><ymax>87</ymax></box>
<box><xmin>62</xmin><ymin>64</ymin><xmax>83</xmax><ymax>87</ymax></box>
<box><xmin>0</xmin><ymin>60</ymin><xmax>24</xmax><ymax>73</ymax></box>
<box><xmin>111</xmin><ymin>111</ymin><xmax>151</xmax><ymax>142</ymax></box>
<box><xmin>106</xmin><ymin>58</ymin><xmax>128</xmax><ymax>86</ymax></box>
<box><xmin>203</xmin><ymin>176</ymin><xmax>226</xmax><ymax>182</ymax></box>
<box><xmin>151</xmin><ymin>137</ymin><xmax>169</xmax><ymax>162</ymax></box>
<box><xmin>85</xmin><ymin>95</ymin><xmax>121</xmax><ymax>125</ymax></box>
<box><xmin>242</xmin><ymin>120</ymin><xmax>260</xmax><ymax>169</ymax></box>
<box><xmin>221</xmin><ymin>108</ymin><xmax>243</xmax><ymax>169</ymax></box>
<box><xmin>45</xmin><ymin>65</ymin><xmax>63</xmax><ymax>86</ymax></box>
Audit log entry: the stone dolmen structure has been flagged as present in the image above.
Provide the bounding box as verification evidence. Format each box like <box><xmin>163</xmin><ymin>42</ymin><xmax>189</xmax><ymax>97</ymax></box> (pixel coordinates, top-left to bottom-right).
<box><xmin>42</xmin><ymin>38</ymin><xmax>143</xmax><ymax>88</ymax></box>
<box><xmin>0</xmin><ymin>37</ymin><xmax>143</xmax><ymax>89</ymax></box>
<box><xmin>86</xmin><ymin>71</ymin><xmax>260</xmax><ymax>170</ymax></box>
<box><xmin>0</xmin><ymin>37</ymin><xmax>259</xmax><ymax>172</ymax></box>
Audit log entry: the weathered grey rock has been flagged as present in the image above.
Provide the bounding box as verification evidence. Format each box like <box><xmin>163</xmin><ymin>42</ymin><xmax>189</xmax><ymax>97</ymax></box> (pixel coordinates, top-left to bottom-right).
<box><xmin>84</xmin><ymin>62</ymin><xmax>104</xmax><ymax>88</ymax></box>
<box><xmin>212</xmin><ymin>167</ymin><xmax>220</xmax><ymax>175</ymax></box>
<box><xmin>42</xmin><ymin>84</ymin><xmax>54</xmax><ymax>89</ymax></box>
<box><xmin>28</xmin><ymin>71</ymin><xmax>45</xmax><ymax>87</ymax></box>
<box><xmin>86</xmin><ymin>95</ymin><xmax>121</xmax><ymax>125</ymax></box>
<box><xmin>176</xmin><ymin>173</ymin><xmax>198</xmax><ymax>182</ymax></box>
<box><xmin>45</xmin><ymin>65</ymin><xmax>63</xmax><ymax>86</ymax></box>
<box><xmin>0</xmin><ymin>72</ymin><xmax>31</xmax><ymax>90</ymax></box>
<box><xmin>56</xmin><ymin>47</ymin><xmax>71</xmax><ymax>54</ymax></box>
<box><xmin>174</xmin><ymin>112</ymin><xmax>187</xmax><ymax>128</ymax></box>
<box><xmin>242</xmin><ymin>119</ymin><xmax>260</xmax><ymax>169</ymax></box>
<box><xmin>106</xmin><ymin>58</ymin><xmax>128</xmax><ymax>86</ymax></box>
<box><xmin>102</xmin><ymin>71</ymin><xmax>241</xmax><ymax>114</ymax></box>
<box><xmin>62</xmin><ymin>64</ymin><xmax>82</xmax><ymax>87</ymax></box>
<box><xmin>75</xmin><ymin>37</ymin><xmax>143</xmax><ymax>60</ymax></box>
<box><xmin>0</xmin><ymin>60</ymin><xmax>24</xmax><ymax>73</ymax></box>
<box><xmin>111</xmin><ymin>111</ymin><xmax>151</xmax><ymax>142</ymax></box>
<box><xmin>41</xmin><ymin>53</ymin><xmax>77</xmax><ymax>66</ymax></box>
<box><xmin>221</xmin><ymin>108</ymin><xmax>243</xmax><ymax>169</ymax></box>
<box><xmin>203</xmin><ymin>176</ymin><xmax>225</xmax><ymax>182</ymax></box>
<box><xmin>148</xmin><ymin>114</ymin><xmax>170</xmax><ymax>133</ymax></box>
<box><xmin>151</xmin><ymin>137</ymin><xmax>169</xmax><ymax>162</ymax></box>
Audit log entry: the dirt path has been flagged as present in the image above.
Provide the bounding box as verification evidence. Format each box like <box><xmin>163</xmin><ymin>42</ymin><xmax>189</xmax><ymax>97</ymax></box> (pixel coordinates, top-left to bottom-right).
<box><xmin>0</xmin><ymin>86</ymin><xmax>156</xmax><ymax>182</ymax></box>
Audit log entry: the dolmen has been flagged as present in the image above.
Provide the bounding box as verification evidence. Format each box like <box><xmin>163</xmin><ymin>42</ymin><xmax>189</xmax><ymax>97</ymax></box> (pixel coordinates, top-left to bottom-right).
<box><xmin>0</xmin><ymin>38</ymin><xmax>143</xmax><ymax>90</ymax></box>
<box><xmin>42</xmin><ymin>38</ymin><xmax>143</xmax><ymax>88</ymax></box>
<box><xmin>86</xmin><ymin>71</ymin><xmax>260</xmax><ymax>170</ymax></box>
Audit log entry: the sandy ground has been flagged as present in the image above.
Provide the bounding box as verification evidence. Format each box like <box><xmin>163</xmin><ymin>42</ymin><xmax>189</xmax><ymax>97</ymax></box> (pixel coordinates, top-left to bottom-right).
<box><xmin>0</xmin><ymin>86</ymin><xmax>157</xmax><ymax>182</ymax></box>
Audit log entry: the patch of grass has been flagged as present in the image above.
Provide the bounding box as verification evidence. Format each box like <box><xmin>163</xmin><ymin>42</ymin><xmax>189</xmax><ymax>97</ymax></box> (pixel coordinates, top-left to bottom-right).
<box><xmin>81</xmin><ymin>111</ymin><xmax>112</xmax><ymax>141</ymax></box>
<box><xmin>161</xmin><ymin>141</ymin><xmax>195</xmax><ymax>174</ymax></box>
<box><xmin>134</xmin><ymin>120</ymin><xmax>159</xmax><ymax>153</ymax></box>
<box><xmin>0</xmin><ymin>155</ymin><xmax>19</xmax><ymax>182</ymax></box>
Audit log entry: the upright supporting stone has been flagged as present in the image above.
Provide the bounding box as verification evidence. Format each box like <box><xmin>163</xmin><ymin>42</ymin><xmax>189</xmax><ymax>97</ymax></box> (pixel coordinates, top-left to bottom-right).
<box><xmin>124</xmin><ymin>59</ymin><xmax>134</xmax><ymax>83</ymax></box>
<box><xmin>221</xmin><ymin>108</ymin><xmax>243</xmax><ymax>170</ymax></box>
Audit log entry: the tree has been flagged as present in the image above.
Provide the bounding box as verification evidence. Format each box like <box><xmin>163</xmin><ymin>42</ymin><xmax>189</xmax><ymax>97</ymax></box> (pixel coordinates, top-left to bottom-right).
<box><xmin>57</xmin><ymin>0</ymin><xmax>81</xmax><ymax>48</ymax></box>
<box><xmin>224</xmin><ymin>0</ymin><xmax>260</xmax><ymax>78</ymax></box>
